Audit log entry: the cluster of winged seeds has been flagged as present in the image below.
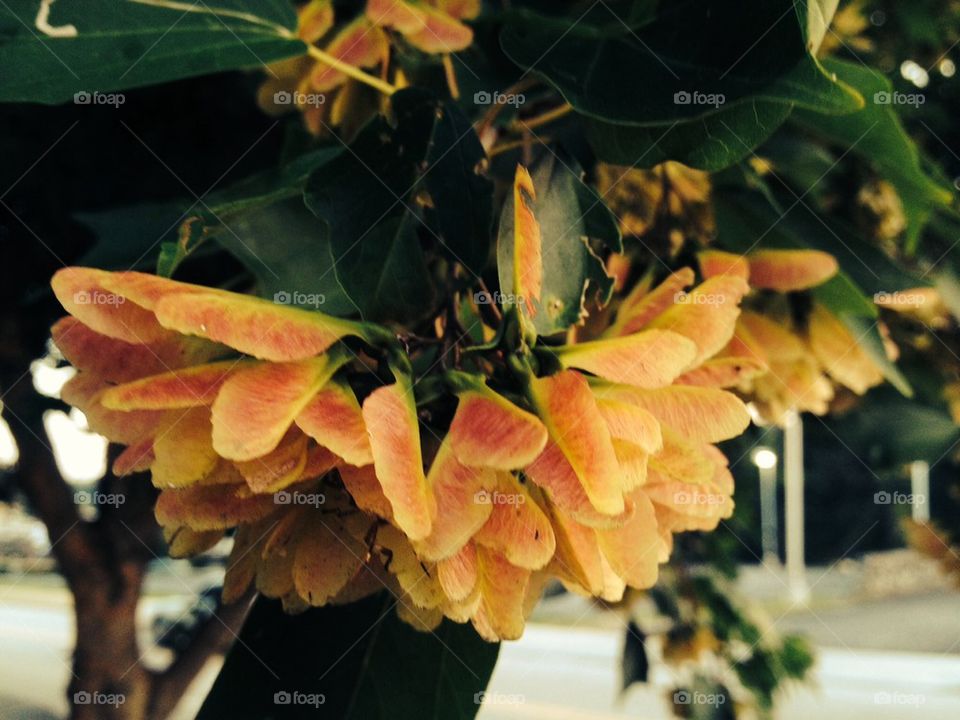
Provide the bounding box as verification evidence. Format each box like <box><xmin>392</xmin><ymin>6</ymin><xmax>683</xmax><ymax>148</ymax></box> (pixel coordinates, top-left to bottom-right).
<box><xmin>49</xmin><ymin>242</ymin><xmax>760</xmax><ymax>640</ymax></box>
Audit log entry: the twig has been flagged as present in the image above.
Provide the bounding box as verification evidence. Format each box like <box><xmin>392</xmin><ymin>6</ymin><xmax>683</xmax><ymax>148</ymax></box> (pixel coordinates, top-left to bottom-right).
<box><xmin>305</xmin><ymin>44</ymin><xmax>397</xmax><ymax>95</ymax></box>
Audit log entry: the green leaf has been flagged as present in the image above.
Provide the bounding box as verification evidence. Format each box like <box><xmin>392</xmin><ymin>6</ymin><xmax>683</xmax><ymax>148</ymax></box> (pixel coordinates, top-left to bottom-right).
<box><xmin>305</xmin><ymin>89</ymin><xmax>489</xmax><ymax>322</ymax></box>
<box><xmin>499</xmin><ymin>1</ymin><xmax>863</xmax><ymax>125</ymax></box>
<box><xmin>75</xmin><ymin>201</ymin><xmax>186</xmax><ymax>270</ymax></box>
<box><xmin>780</xmin><ymin>635</ymin><xmax>815</xmax><ymax>680</ymax></box>
<box><xmin>341</xmin><ymin>212</ymin><xmax>436</xmax><ymax>320</ymax></box>
<box><xmin>206</xmin><ymin>147</ymin><xmax>345</xmax><ymax>217</ymax></box>
<box><xmin>830</xmin><ymin>387</ymin><xmax>960</xmax><ymax>467</ymax></box>
<box><xmin>497</xmin><ymin>151</ymin><xmax>620</xmax><ymax>336</ymax></box>
<box><xmin>198</xmin><ymin>593</ymin><xmax>500</xmax><ymax>720</ymax></box>
<box><xmin>0</xmin><ymin>0</ymin><xmax>304</xmax><ymax>104</ymax></box>
<box><xmin>586</xmin><ymin>101</ymin><xmax>793</xmax><ymax>171</ymax></box>
<box><xmin>420</xmin><ymin>100</ymin><xmax>493</xmax><ymax>276</ymax></box>
<box><xmin>210</xmin><ymin>196</ymin><xmax>357</xmax><ymax>316</ymax></box>
<box><xmin>793</xmin><ymin>58</ymin><xmax>954</xmax><ymax>246</ymax></box>
<box><xmin>621</xmin><ymin>621</ymin><xmax>649</xmax><ymax>690</ymax></box>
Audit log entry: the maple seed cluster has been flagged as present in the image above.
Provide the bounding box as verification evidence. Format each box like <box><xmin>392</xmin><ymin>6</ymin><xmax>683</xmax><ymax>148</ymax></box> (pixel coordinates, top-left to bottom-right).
<box><xmin>50</xmin><ymin>167</ymin><xmax>843</xmax><ymax>641</ymax></box>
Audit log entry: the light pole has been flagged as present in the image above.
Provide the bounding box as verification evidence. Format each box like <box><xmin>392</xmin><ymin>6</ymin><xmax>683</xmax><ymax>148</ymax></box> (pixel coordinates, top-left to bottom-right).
<box><xmin>783</xmin><ymin>410</ymin><xmax>810</xmax><ymax>604</ymax></box>
<box><xmin>910</xmin><ymin>460</ymin><xmax>930</xmax><ymax>522</ymax></box>
<box><xmin>752</xmin><ymin>447</ymin><xmax>779</xmax><ymax>566</ymax></box>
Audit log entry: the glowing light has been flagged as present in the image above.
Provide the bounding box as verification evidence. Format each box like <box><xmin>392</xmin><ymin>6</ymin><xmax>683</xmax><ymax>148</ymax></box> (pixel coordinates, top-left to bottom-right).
<box><xmin>940</xmin><ymin>59</ymin><xmax>956</xmax><ymax>78</ymax></box>
<box><xmin>32</xmin><ymin>357</ymin><xmax>75</xmax><ymax>397</ymax></box>
<box><xmin>43</xmin><ymin>410</ymin><xmax>107</xmax><ymax>483</ymax></box>
<box><xmin>752</xmin><ymin>448</ymin><xmax>778</xmax><ymax>470</ymax></box>
<box><xmin>0</xmin><ymin>416</ymin><xmax>18</xmax><ymax>467</ymax></box>
<box><xmin>900</xmin><ymin>60</ymin><xmax>930</xmax><ymax>89</ymax></box>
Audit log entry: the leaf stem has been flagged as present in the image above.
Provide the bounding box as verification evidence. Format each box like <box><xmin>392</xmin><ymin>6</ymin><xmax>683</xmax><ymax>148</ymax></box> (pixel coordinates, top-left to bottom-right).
<box><xmin>305</xmin><ymin>44</ymin><xmax>397</xmax><ymax>96</ymax></box>
<box><xmin>515</xmin><ymin>103</ymin><xmax>573</xmax><ymax>131</ymax></box>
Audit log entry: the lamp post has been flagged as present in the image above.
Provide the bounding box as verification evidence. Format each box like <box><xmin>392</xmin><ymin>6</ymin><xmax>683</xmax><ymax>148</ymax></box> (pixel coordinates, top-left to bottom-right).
<box><xmin>783</xmin><ymin>410</ymin><xmax>810</xmax><ymax>604</ymax></box>
<box><xmin>751</xmin><ymin>447</ymin><xmax>779</xmax><ymax>566</ymax></box>
<box><xmin>910</xmin><ymin>460</ymin><xmax>930</xmax><ymax>522</ymax></box>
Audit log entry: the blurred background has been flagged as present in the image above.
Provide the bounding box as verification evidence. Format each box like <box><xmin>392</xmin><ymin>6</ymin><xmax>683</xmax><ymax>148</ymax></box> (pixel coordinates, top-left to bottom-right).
<box><xmin>3</xmin><ymin>1</ymin><xmax>960</xmax><ymax>718</ymax></box>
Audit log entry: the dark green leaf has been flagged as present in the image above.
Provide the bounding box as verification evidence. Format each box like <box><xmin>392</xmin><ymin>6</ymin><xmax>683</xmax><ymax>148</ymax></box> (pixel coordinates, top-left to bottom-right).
<box><xmin>793</xmin><ymin>58</ymin><xmax>954</xmax><ymax>246</ymax></box>
<box><xmin>830</xmin><ymin>387</ymin><xmax>960</xmax><ymax>467</ymax></box>
<box><xmin>75</xmin><ymin>201</ymin><xmax>186</xmax><ymax>270</ymax></box>
<box><xmin>421</xmin><ymin>101</ymin><xmax>493</xmax><ymax>276</ymax></box>
<box><xmin>211</xmin><ymin>196</ymin><xmax>356</xmax><ymax>316</ymax></box>
<box><xmin>198</xmin><ymin>593</ymin><xmax>500</xmax><ymax>720</ymax></box>
<box><xmin>499</xmin><ymin>2</ymin><xmax>862</xmax><ymax>125</ymax></box>
<box><xmin>0</xmin><ymin>0</ymin><xmax>304</xmax><ymax>104</ymax></box>
<box><xmin>305</xmin><ymin>89</ymin><xmax>488</xmax><ymax>321</ymax></box>
<box><xmin>586</xmin><ymin>101</ymin><xmax>792</xmax><ymax>171</ymax></box>
<box><xmin>779</xmin><ymin>635</ymin><xmax>815</xmax><ymax>680</ymax></box>
<box><xmin>206</xmin><ymin>147</ymin><xmax>345</xmax><ymax>218</ymax></box>
<box><xmin>497</xmin><ymin>151</ymin><xmax>621</xmax><ymax>336</ymax></box>
<box><xmin>621</xmin><ymin>621</ymin><xmax>649</xmax><ymax>690</ymax></box>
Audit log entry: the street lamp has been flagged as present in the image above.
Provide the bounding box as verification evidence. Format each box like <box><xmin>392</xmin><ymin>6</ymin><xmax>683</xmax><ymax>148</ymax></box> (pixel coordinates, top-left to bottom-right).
<box><xmin>783</xmin><ymin>410</ymin><xmax>810</xmax><ymax>604</ymax></box>
<box><xmin>751</xmin><ymin>447</ymin><xmax>779</xmax><ymax>567</ymax></box>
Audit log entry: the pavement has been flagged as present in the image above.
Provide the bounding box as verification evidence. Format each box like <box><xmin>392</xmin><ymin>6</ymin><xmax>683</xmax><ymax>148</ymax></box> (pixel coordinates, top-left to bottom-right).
<box><xmin>0</xmin><ymin>553</ymin><xmax>958</xmax><ymax>719</ymax></box>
